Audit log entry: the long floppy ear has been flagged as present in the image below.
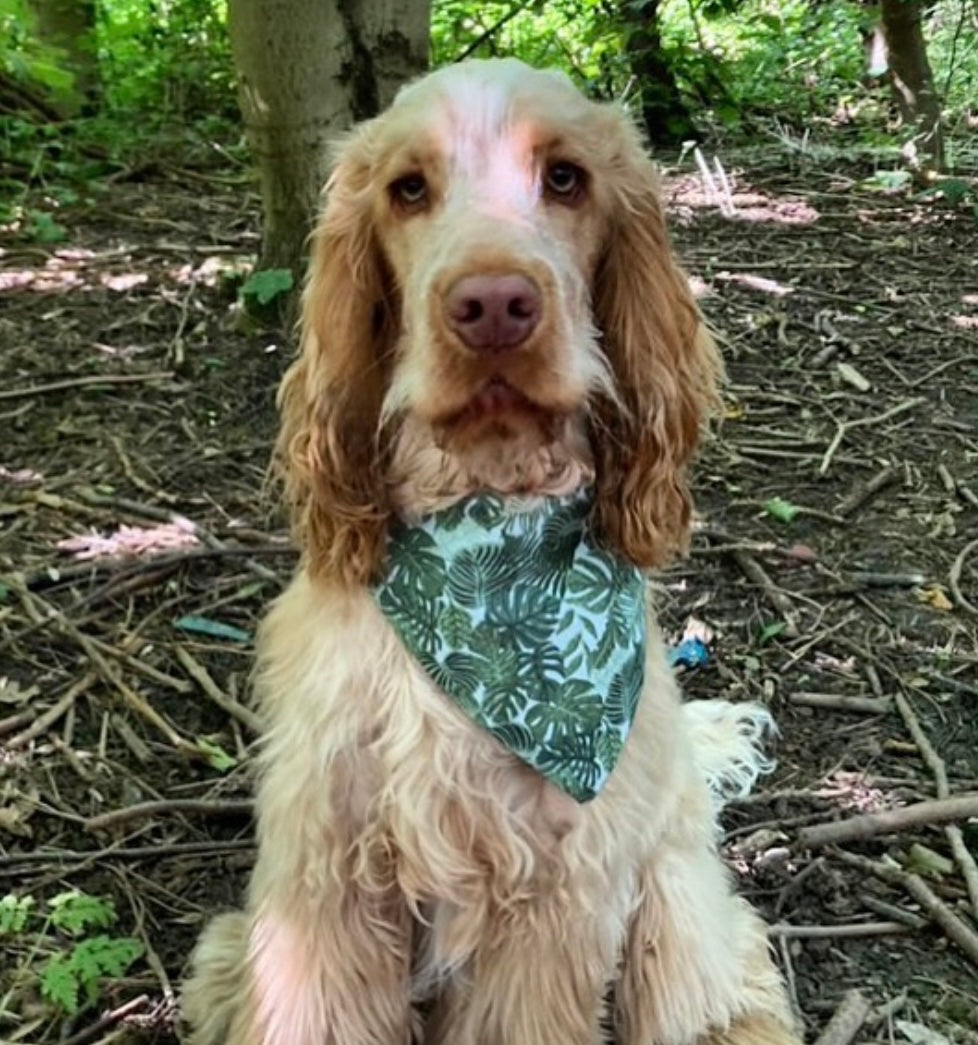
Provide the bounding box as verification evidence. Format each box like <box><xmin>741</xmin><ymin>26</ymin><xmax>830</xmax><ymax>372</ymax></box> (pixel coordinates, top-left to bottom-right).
<box><xmin>591</xmin><ymin>113</ymin><xmax>722</xmax><ymax>569</ymax></box>
<box><xmin>276</xmin><ymin>124</ymin><xmax>397</xmax><ymax>586</ymax></box>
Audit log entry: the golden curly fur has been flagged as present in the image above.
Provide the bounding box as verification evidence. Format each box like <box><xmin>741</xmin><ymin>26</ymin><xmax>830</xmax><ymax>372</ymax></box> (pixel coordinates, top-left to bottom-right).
<box><xmin>183</xmin><ymin>58</ymin><xmax>801</xmax><ymax>1045</ymax></box>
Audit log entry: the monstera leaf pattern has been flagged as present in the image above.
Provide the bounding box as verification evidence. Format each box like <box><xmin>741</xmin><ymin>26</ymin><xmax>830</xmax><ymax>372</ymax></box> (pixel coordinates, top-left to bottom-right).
<box><xmin>374</xmin><ymin>490</ymin><xmax>647</xmax><ymax>802</ymax></box>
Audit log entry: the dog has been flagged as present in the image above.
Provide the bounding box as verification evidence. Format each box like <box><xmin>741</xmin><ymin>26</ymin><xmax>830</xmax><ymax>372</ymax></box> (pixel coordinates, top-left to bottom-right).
<box><xmin>183</xmin><ymin>58</ymin><xmax>800</xmax><ymax>1045</ymax></box>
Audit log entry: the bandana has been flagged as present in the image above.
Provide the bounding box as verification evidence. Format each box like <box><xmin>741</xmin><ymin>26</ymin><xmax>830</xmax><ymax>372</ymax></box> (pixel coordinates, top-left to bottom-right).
<box><xmin>373</xmin><ymin>489</ymin><xmax>647</xmax><ymax>803</ymax></box>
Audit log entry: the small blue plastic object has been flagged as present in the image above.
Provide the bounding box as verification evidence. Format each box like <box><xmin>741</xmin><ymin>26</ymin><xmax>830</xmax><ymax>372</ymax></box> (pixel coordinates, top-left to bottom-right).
<box><xmin>667</xmin><ymin>637</ymin><xmax>710</xmax><ymax>669</ymax></box>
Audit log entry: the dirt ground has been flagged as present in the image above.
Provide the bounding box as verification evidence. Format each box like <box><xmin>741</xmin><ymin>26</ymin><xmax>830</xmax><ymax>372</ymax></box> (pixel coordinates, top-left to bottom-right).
<box><xmin>1</xmin><ymin>144</ymin><xmax>977</xmax><ymax>1044</ymax></box>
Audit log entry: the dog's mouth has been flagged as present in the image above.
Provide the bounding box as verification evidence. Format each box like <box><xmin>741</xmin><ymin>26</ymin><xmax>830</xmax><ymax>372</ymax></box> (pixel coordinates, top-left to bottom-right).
<box><xmin>443</xmin><ymin>376</ymin><xmax>552</xmax><ymax>428</ymax></box>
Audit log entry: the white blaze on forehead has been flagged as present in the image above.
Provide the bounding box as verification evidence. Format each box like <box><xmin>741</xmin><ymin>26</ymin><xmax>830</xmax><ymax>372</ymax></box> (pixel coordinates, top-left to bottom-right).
<box><xmin>402</xmin><ymin>62</ymin><xmax>547</xmax><ymax>220</ymax></box>
<box><xmin>449</xmin><ymin>106</ymin><xmax>539</xmax><ymax>219</ymax></box>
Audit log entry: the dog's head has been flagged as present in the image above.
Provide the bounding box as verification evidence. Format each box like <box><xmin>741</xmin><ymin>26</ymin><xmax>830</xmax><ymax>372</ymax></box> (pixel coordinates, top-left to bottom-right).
<box><xmin>278</xmin><ymin>58</ymin><xmax>720</xmax><ymax>585</ymax></box>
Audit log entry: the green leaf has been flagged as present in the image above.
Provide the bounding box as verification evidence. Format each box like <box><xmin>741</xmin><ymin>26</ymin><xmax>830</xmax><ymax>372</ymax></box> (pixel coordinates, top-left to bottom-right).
<box><xmin>388</xmin><ymin>527</ymin><xmax>446</xmax><ymax>598</ymax></box>
<box><xmin>537</xmin><ymin>733</ymin><xmax>602</xmax><ymax>800</ymax></box>
<box><xmin>0</xmin><ymin>894</ymin><xmax>34</xmax><ymax>935</ymax></box>
<box><xmin>566</xmin><ymin>557</ymin><xmax>616</xmax><ymax>614</ymax></box>
<box><xmin>378</xmin><ymin>584</ymin><xmax>442</xmax><ymax>658</ymax></box>
<box><xmin>428</xmin><ymin>651</ymin><xmax>482</xmax><ymax>707</ymax></box>
<box><xmin>28</xmin><ymin>211</ymin><xmax>68</xmax><ymax>243</ymax></box>
<box><xmin>489</xmin><ymin>722</ymin><xmax>535</xmax><ymax>754</ymax></box>
<box><xmin>763</xmin><ymin>497</ymin><xmax>800</xmax><ymax>523</ymax></box>
<box><xmin>525</xmin><ymin>679</ymin><xmax>604</xmax><ymax>738</ymax></box>
<box><xmin>484</xmin><ymin>585</ymin><xmax>560</xmax><ymax>651</ymax></box>
<box><xmin>49</xmin><ymin>891</ymin><xmax>116</xmax><ymax>936</ymax></box>
<box><xmin>862</xmin><ymin>170</ymin><xmax>911</xmax><ymax>192</ymax></box>
<box><xmin>174</xmin><ymin>616</ymin><xmax>251</xmax><ymax>643</ymax></box>
<box><xmin>438</xmin><ymin>604</ymin><xmax>474</xmax><ymax>648</ymax></box>
<box><xmin>757</xmin><ymin>621</ymin><xmax>787</xmax><ymax>646</ymax></box>
<box><xmin>606</xmin><ymin>658</ymin><xmax>643</xmax><ymax>726</ymax></box>
<box><xmin>41</xmin><ymin>952</ymin><xmax>79</xmax><ymax>1014</ymax></box>
<box><xmin>240</xmin><ymin>268</ymin><xmax>294</xmax><ymax>305</ymax></box>
<box><xmin>917</xmin><ymin>179</ymin><xmax>973</xmax><ymax>206</ymax></box>
<box><xmin>68</xmin><ymin>935</ymin><xmax>144</xmax><ymax>1004</ymax></box>
<box><xmin>448</xmin><ymin>543</ymin><xmax>518</xmax><ymax>607</ymax></box>
<box><xmin>195</xmin><ymin>737</ymin><xmax>237</xmax><ymax>772</ymax></box>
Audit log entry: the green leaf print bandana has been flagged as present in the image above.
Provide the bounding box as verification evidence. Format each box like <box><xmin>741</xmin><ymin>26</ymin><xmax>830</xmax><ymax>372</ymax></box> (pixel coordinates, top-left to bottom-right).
<box><xmin>372</xmin><ymin>489</ymin><xmax>647</xmax><ymax>803</ymax></box>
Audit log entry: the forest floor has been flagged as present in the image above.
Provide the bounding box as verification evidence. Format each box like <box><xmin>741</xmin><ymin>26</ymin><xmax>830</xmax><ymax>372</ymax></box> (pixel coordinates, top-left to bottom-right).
<box><xmin>1</xmin><ymin>141</ymin><xmax>977</xmax><ymax>1045</ymax></box>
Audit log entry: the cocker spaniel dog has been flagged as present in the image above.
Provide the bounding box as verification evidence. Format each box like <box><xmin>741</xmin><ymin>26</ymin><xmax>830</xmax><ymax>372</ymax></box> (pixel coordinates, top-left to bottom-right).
<box><xmin>184</xmin><ymin>59</ymin><xmax>801</xmax><ymax>1045</ymax></box>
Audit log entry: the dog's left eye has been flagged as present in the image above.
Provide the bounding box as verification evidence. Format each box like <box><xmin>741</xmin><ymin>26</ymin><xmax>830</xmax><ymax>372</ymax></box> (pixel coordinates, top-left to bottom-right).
<box><xmin>544</xmin><ymin>161</ymin><xmax>585</xmax><ymax>201</ymax></box>
<box><xmin>390</xmin><ymin>173</ymin><xmax>428</xmax><ymax>208</ymax></box>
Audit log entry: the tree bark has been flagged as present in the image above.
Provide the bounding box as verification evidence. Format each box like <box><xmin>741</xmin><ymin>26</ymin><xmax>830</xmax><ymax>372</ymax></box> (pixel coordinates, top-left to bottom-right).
<box><xmin>228</xmin><ymin>0</ymin><xmax>430</xmax><ymax>281</ymax></box>
<box><xmin>621</xmin><ymin>0</ymin><xmax>694</xmax><ymax>147</ymax></box>
<box><xmin>878</xmin><ymin>0</ymin><xmax>944</xmax><ymax>170</ymax></box>
<box><xmin>27</xmin><ymin>0</ymin><xmax>100</xmax><ymax>112</ymax></box>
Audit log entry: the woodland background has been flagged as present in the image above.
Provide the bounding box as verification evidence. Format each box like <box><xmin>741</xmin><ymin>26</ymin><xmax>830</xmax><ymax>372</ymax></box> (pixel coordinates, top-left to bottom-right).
<box><xmin>1</xmin><ymin>1</ymin><xmax>978</xmax><ymax>1044</ymax></box>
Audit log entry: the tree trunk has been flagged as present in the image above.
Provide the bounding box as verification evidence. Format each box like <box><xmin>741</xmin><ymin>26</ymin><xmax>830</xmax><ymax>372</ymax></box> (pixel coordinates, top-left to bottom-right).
<box><xmin>621</xmin><ymin>0</ymin><xmax>694</xmax><ymax>147</ymax></box>
<box><xmin>228</xmin><ymin>0</ymin><xmax>430</xmax><ymax>283</ymax></box>
<box><xmin>27</xmin><ymin>0</ymin><xmax>100</xmax><ymax>112</ymax></box>
<box><xmin>878</xmin><ymin>0</ymin><xmax>944</xmax><ymax>170</ymax></box>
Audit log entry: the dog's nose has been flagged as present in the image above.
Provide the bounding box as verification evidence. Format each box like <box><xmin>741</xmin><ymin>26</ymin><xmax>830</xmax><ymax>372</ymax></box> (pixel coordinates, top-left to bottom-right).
<box><xmin>445</xmin><ymin>273</ymin><xmax>542</xmax><ymax>352</ymax></box>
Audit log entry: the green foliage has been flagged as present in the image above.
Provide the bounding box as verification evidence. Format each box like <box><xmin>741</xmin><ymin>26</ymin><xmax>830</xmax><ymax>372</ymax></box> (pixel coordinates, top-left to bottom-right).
<box><xmin>240</xmin><ymin>268</ymin><xmax>295</xmax><ymax>306</ymax></box>
<box><xmin>48</xmin><ymin>891</ymin><xmax>116</xmax><ymax>935</ymax></box>
<box><xmin>24</xmin><ymin>209</ymin><xmax>67</xmax><ymax>241</ymax></box>
<box><xmin>917</xmin><ymin>178</ymin><xmax>978</xmax><ymax>218</ymax></box>
<box><xmin>757</xmin><ymin>620</ymin><xmax>787</xmax><ymax>646</ymax></box>
<box><xmin>41</xmin><ymin>936</ymin><xmax>144</xmax><ymax>1014</ymax></box>
<box><xmin>195</xmin><ymin>736</ymin><xmax>238</xmax><ymax>772</ymax></box>
<box><xmin>0</xmin><ymin>0</ymin><xmax>75</xmax><ymax>96</ymax></box>
<box><xmin>0</xmin><ymin>894</ymin><xmax>34</xmax><ymax>935</ymax></box>
<box><xmin>763</xmin><ymin>496</ymin><xmax>800</xmax><ymax>523</ymax></box>
<box><xmin>0</xmin><ymin>891</ymin><xmax>143</xmax><ymax>1018</ymax></box>
<box><xmin>97</xmin><ymin>0</ymin><xmax>235</xmax><ymax>116</ymax></box>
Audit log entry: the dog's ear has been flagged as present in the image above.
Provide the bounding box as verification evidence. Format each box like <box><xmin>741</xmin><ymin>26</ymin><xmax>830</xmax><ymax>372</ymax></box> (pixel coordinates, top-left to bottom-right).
<box><xmin>590</xmin><ymin>113</ymin><xmax>721</xmax><ymax>569</ymax></box>
<box><xmin>277</xmin><ymin>124</ymin><xmax>398</xmax><ymax>586</ymax></box>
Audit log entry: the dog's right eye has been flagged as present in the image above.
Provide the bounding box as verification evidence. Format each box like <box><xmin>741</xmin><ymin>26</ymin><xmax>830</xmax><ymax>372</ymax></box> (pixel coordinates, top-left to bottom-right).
<box><xmin>390</xmin><ymin>174</ymin><xmax>428</xmax><ymax>209</ymax></box>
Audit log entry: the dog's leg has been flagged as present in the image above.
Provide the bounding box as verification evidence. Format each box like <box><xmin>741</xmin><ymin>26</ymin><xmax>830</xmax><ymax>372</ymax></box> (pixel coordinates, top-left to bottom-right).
<box><xmin>183</xmin><ymin>912</ymin><xmax>251</xmax><ymax>1045</ymax></box>
<box><xmin>426</xmin><ymin>893</ymin><xmax>615</xmax><ymax>1045</ymax></box>
<box><xmin>185</xmin><ymin>844</ymin><xmax>413</xmax><ymax>1045</ymax></box>
<box><xmin>698</xmin><ymin>1011</ymin><xmax>801</xmax><ymax>1045</ymax></box>
<box><xmin>615</xmin><ymin>849</ymin><xmax>799</xmax><ymax>1045</ymax></box>
<box><xmin>184</xmin><ymin>749</ymin><xmax>414</xmax><ymax>1045</ymax></box>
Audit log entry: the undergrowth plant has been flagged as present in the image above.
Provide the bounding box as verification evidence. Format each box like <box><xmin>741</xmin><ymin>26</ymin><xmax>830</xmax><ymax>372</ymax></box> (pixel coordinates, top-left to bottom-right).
<box><xmin>0</xmin><ymin>890</ymin><xmax>143</xmax><ymax>1019</ymax></box>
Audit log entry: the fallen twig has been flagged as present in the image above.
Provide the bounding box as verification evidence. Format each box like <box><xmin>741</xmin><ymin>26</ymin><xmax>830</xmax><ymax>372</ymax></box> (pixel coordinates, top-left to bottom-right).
<box><xmin>859</xmin><ymin>892</ymin><xmax>928</xmax><ymax>930</ymax></box>
<box><xmin>835</xmin><ymin>850</ymin><xmax>978</xmax><ymax>967</ymax></box>
<box><xmin>0</xmin><ymin>838</ymin><xmax>253</xmax><ymax>871</ymax></box>
<box><xmin>173</xmin><ymin>644</ymin><xmax>262</xmax><ymax>733</ymax></box>
<box><xmin>770</xmin><ymin>921</ymin><xmax>909</xmax><ymax>940</ymax></box>
<box><xmin>836</xmin><ymin>463</ymin><xmax>901</xmax><ymax>517</ymax></box>
<box><xmin>6</xmin><ymin>673</ymin><xmax>96</xmax><ymax>749</ymax></box>
<box><xmin>11</xmin><ymin>581</ymin><xmax>198</xmax><ymax>756</ymax></box>
<box><xmin>796</xmin><ymin>793</ymin><xmax>978</xmax><ymax>849</ymax></box>
<box><xmin>819</xmin><ymin>397</ymin><xmax>925</xmax><ymax>475</ymax></box>
<box><xmin>949</xmin><ymin>537</ymin><xmax>978</xmax><ymax>617</ymax></box>
<box><xmin>86</xmin><ymin>797</ymin><xmax>252</xmax><ymax>832</ymax></box>
<box><xmin>789</xmin><ymin>692</ymin><xmax>893</xmax><ymax>715</ymax></box>
<box><xmin>894</xmin><ymin>691</ymin><xmax>978</xmax><ymax>922</ymax></box>
<box><xmin>729</xmin><ymin>548</ymin><xmax>800</xmax><ymax>636</ymax></box>
<box><xmin>0</xmin><ymin>370</ymin><xmax>175</xmax><ymax>402</ymax></box>
<box><xmin>812</xmin><ymin>989</ymin><xmax>872</xmax><ymax>1045</ymax></box>
<box><xmin>56</xmin><ymin>994</ymin><xmax>151</xmax><ymax>1045</ymax></box>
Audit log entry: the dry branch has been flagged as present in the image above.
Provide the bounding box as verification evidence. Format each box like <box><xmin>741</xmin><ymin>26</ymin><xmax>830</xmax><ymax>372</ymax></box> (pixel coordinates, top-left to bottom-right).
<box><xmin>812</xmin><ymin>989</ymin><xmax>872</xmax><ymax>1045</ymax></box>
<box><xmin>796</xmin><ymin>794</ymin><xmax>978</xmax><ymax>849</ymax></box>
<box><xmin>173</xmin><ymin>645</ymin><xmax>262</xmax><ymax>733</ymax></box>
<box><xmin>0</xmin><ymin>370</ymin><xmax>175</xmax><ymax>401</ymax></box>
<box><xmin>86</xmin><ymin>798</ymin><xmax>253</xmax><ymax>832</ymax></box>
<box><xmin>836</xmin><ymin>851</ymin><xmax>978</xmax><ymax>968</ymax></box>
<box><xmin>788</xmin><ymin>692</ymin><xmax>893</xmax><ymax>715</ymax></box>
